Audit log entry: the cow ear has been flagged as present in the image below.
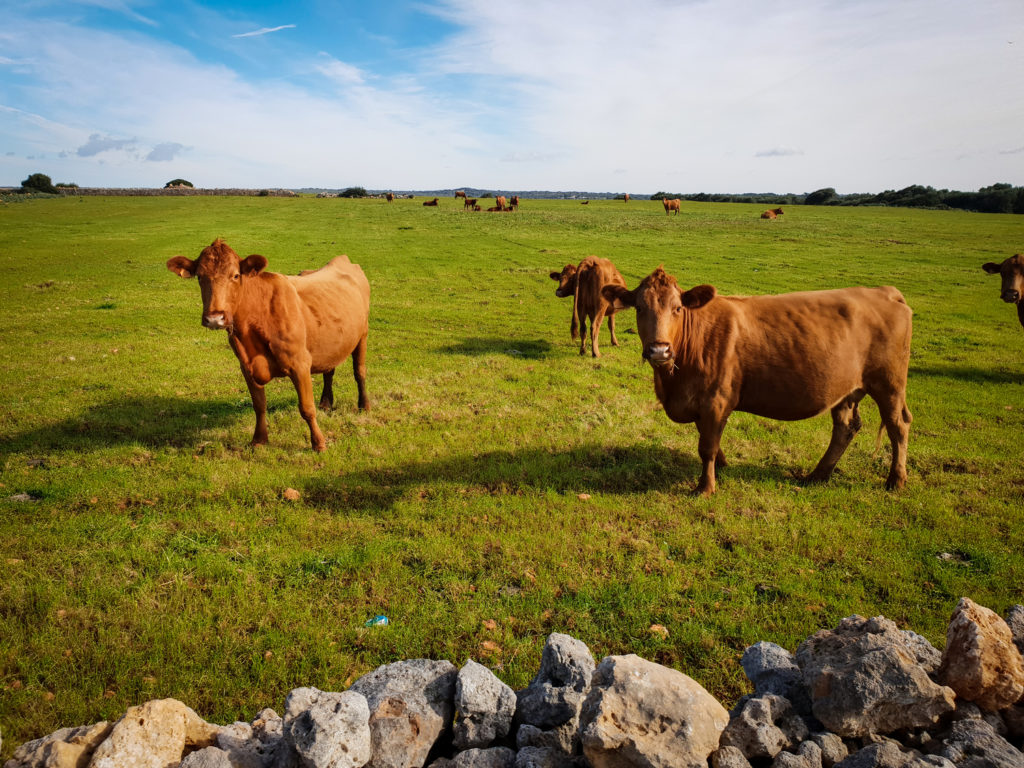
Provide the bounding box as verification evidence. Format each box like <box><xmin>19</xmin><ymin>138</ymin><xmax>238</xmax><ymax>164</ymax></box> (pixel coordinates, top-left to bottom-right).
<box><xmin>166</xmin><ymin>256</ymin><xmax>196</xmax><ymax>278</ymax></box>
<box><xmin>681</xmin><ymin>284</ymin><xmax>716</xmax><ymax>309</ymax></box>
<box><xmin>241</xmin><ymin>254</ymin><xmax>268</xmax><ymax>275</ymax></box>
<box><xmin>982</xmin><ymin>262</ymin><xmax>1001</xmax><ymax>274</ymax></box>
<box><xmin>602</xmin><ymin>284</ymin><xmax>636</xmax><ymax>309</ymax></box>
<box><xmin>549</xmin><ymin>271</ymin><xmax>562</xmax><ymax>281</ymax></box>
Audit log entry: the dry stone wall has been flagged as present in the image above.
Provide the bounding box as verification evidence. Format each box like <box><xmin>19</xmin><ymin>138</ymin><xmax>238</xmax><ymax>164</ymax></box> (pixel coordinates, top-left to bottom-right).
<box><xmin>4</xmin><ymin>600</ymin><xmax>1023</xmax><ymax>768</ymax></box>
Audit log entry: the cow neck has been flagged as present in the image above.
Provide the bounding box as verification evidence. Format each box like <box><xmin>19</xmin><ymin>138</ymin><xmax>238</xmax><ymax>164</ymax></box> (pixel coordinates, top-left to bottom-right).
<box><xmin>670</xmin><ymin>307</ymin><xmax>709</xmax><ymax>373</ymax></box>
<box><xmin>230</xmin><ymin>272</ymin><xmax>272</xmax><ymax>337</ymax></box>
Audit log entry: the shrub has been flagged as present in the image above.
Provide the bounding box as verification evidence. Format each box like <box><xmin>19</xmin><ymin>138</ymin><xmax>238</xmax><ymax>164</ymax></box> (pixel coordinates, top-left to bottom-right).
<box><xmin>21</xmin><ymin>173</ymin><xmax>59</xmax><ymax>194</ymax></box>
<box><xmin>339</xmin><ymin>187</ymin><xmax>368</xmax><ymax>198</ymax></box>
<box><xmin>164</xmin><ymin>179</ymin><xmax>194</xmax><ymax>188</ymax></box>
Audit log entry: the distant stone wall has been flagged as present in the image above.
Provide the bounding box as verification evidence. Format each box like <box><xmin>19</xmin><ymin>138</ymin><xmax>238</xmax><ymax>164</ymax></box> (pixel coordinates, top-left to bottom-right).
<box><xmin>63</xmin><ymin>188</ymin><xmax>299</xmax><ymax>197</ymax></box>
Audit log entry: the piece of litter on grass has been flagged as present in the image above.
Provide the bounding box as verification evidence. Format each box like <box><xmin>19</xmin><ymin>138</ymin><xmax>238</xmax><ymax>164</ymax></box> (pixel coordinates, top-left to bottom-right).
<box><xmin>364</xmin><ymin>615</ymin><xmax>389</xmax><ymax>628</ymax></box>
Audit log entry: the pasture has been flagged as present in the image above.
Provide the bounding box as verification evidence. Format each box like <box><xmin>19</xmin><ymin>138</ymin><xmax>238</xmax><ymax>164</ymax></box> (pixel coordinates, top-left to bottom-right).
<box><xmin>1</xmin><ymin>195</ymin><xmax>1022</xmax><ymax>755</ymax></box>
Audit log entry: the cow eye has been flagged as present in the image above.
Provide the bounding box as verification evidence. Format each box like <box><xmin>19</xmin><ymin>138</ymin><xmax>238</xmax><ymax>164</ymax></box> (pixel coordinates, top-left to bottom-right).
<box><xmin>673</xmin><ymin>305</ymin><xmax>683</xmax><ymax>314</ymax></box>
<box><xmin>232</xmin><ymin>273</ymin><xmax>240</xmax><ymax>280</ymax></box>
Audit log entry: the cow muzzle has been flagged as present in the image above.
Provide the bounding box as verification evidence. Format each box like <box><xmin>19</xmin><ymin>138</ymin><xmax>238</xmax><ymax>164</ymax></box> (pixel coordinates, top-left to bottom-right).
<box><xmin>202</xmin><ymin>312</ymin><xmax>229</xmax><ymax>330</ymax></box>
<box><xmin>643</xmin><ymin>342</ymin><xmax>674</xmax><ymax>366</ymax></box>
<box><xmin>1001</xmin><ymin>289</ymin><xmax>1020</xmax><ymax>303</ymax></box>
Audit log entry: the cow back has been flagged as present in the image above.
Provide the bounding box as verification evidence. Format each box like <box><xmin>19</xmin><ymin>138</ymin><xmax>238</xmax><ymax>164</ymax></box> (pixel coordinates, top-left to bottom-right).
<box><xmin>575</xmin><ymin>257</ymin><xmax>626</xmax><ymax>318</ymax></box>
<box><xmin>289</xmin><ymin>257</ymin><xmax>370</xmax><ymax>373</ymax></box>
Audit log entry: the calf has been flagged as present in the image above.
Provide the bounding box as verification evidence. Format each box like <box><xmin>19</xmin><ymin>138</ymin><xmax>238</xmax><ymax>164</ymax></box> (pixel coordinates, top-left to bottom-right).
<box><xmin>982</xmin><ymin>254</ymin><xmax>1024</xmax><ymax>329</ymax></box>
<box><xmin>454</xmin><ymin>190</ymin><xmax>467</xmax><ymax>199</ymax></box>
<box><xmin>166</xmin><ymin>239</ymin><xmax>370</xmax><ymax>452</ymax></box>
<box><xmin>603</xmin><ymin>267</ymin><xmax>912</xmax><ymax>495</ymax></box>
<box><xmin>662</xmin><ymin>198</ymin><xmax>681</xmax><ymax>215</ymax></box>
<box><xmin>761</xmin><ymin>207</ymin><xmax>784</xmax><ymax>219</ymax></box>
<box><xmin>423</xmin><ymin>198</ymin><xmax>439</xmax><ymax>206</ymax></box>
<box><xmin>510</xmin><ymin>195</ymin><xmax>520</xmax><ymax>210</ymax></box>
<box><xmin>464</xmin><ymin>197</ymin><xmax>478</xmax><ymax>209</ymax></box>
<box><xmin>550</xmin><ymin>256</ymin><xmax>627</xmax><ymax>357</ymax></box>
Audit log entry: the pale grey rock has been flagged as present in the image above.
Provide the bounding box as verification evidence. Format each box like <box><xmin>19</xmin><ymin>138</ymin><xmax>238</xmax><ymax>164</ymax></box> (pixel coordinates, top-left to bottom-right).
<box><xmin>512</xmin><ymin>746</ymin><xmax>581</xmax><ymax>768</ymax></box>
<box><xmin>515</xmin><ymin>634</ymin><xmax>595</xmax><ymax>732</ymax></box>
<box><xmin>283</xmin><ymin>687</ymin><xmax>371</xmax><ymax>768</ymax></box>
<box><xmin>934</xmin><ymin>718</ymin><xmax>1024</xmax><ymax>768</ymax></box>
<box><xmin>720</xmin><ymin>694</ymin><xmax>792</xmax><ymax>760</ymax></box>
<box><xmin>773</xmin><ymin>741</ymin><xmax>823</xmax><ymax>768</ymax></box>
<box><xmin>796</xmin><ymin>616</ymin><xmax>956</xmax><ymax>737</ymax></box>
<box><xmin>515</xmin><ymin>723</ymin><xmax>575</xmax><ymax>755</ymax></box>
<box><xmin>939</xmin><ymin>598</ymin><xmax>1024</xmax><ymax>712</ymax></box>
<box><xmin>578</xmin><ymin>654</ymin><xmax>729</xmax><ymax>768</ymax></box>
<box><xmin>3</xmin><ymin>721</ymin><xmax>112</xmax><ymax>768</ymax></box>
<box><xmin>181</xmin><ymin>746</ymin><xmax>235</xmax><ymax>768</ymax></box>
<box><xmin>742</xmin><ymin>642</ymin><xmax>810</xmax><ymax>712</ymax></box>
<box><xmin>834</xmin><ymin>742</ymin><xmax>914</xmax><ymax>768</ymax></box>
<box><xmin>812</xmin><ymin>732</ymin><xmax>849</xmax><ymax>768</ymax></box>
<box><xmin>448</xmin><ymin>747</ymin><xmax>516</xmax><ymax>768</ymax></box>
<box><xmin>711</xmin><ymin>745</ymin><xmax>753</xmax><ymax>768</ymax></box>
<box><xmin>454</xmin><ymin>660</ymin><xmax>516</xmax><ymax>751</ymax></box>
<box><xmin>899</xmin><ymin>631</ymin><xmax>943</xmax><ymax>675</ymax></box>
<box><xmin>1005</xmin><ymin>605</ymin><xmax>1024</xmax><ymax>657</ymax></box>
<box><xmin>349</xmin><ymin>659</ymin><xmax>458</xmax><ymax>768</ymax></box>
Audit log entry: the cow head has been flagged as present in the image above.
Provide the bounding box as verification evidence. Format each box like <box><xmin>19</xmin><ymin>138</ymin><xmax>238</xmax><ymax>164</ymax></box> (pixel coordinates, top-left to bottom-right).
<box><xmin>549</xmin><ymin>263</ymin><xmax>579</xmax><ymax>298</ymax></box>
<box><xmin>982</xmin><ymin>254</ymin><xmax>1024</xmax><ymax>306</ymax></box>
<box><xmin>602</xmin><ymin>267</ymin><xmax>716</xmax><ymax>367</ymax></box>
<box><xmin>166</xmin><ymin>238</ymin><xmax>267</xmax><ymax>331</ymax></box>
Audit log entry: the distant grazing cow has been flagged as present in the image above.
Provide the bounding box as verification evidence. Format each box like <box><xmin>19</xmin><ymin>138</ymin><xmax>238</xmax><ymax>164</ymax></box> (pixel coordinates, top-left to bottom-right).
<box><xmin>761</xmin><ymin>208</ymin><xmax>784</xmax><ymax>219</ymax></box>
<box><xmin>550</xmin><ymin>256</ymin><xmax>627</xmax><ymax>357</ymax></box>
<box><xmin>581</xmin><ymin>200</ymin><xmax>589</xmax><ymax>205</ymax></box>
<box><xmin>496</xmin><ymin>196</ymin><xmax>507</xmax><ymax>211</ymax></box>
<box><xmin>166</xmin><ymin>239</ymin><xmax>370</xmax><ymax>452</ymax></box>
<box><xmin>464</xmin><ymin>198</ymin><xmax>477</xmax><ymax>209</ymax></box>
<box><xmin>982</xmin><ymin>254</ymin><xmax>1024</xmax><ymax>330</ymax></box>
<box><xmin>385</xmin><ymin>193</ymin><xmax>394</xmax><ymax>203</ymax></box>
<box><xmin>662</xmin><ymin>198</ymin><xmax>681</xmax><ymax>215</ymax></box>
<box><xmin>455</xmin><ymin>190</ymin><xmax>467</xmax><ymax>199</ymax></box>
<box><xmin>602</xmin><ymin>267</ymin><xmax>912</xmax><ymax>495</ymax></box>
<box><xmin>510</xmin><ymin>195</ymin><xmax>520</xmax><ymax>210</ymax></box>
<box><xmin>423</xmin><ymin>198</ymin><xmax>439</xmax><ymax>206</ymax></box>
<box><xmin>624</xmin><ymin>193</ymin><xmax>630</xmax><ymax>203</ymax></box>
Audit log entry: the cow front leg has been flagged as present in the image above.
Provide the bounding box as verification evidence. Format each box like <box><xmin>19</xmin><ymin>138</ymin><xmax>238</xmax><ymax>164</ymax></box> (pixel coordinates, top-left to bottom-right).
<box><xmin>319</xmin><ymin>369</ymin><xmax>335</xmax><ymax>411</ymax></box>
<box><xmin>240</xmin><ymin>367</ymin><xmax>269</xmax><ymax>447</ymax></box>
<box><xmin>806</xmin><ymin>393</ymin><xmax>864</xmax><ymax>484</ymax></box>
<box><xmin>289</xmin><ymin>369</ymin><xmax>327</xmax><ymax>452</ymax></box>
<box><xmin>590</xmin><ymin>308</ymin><xmax>606</xmax><ymax>357</ymax></box>
<box><xmin>694</xmin><ymin>414</ymin><xmax>728</xmax><ymax>496</ymax></box>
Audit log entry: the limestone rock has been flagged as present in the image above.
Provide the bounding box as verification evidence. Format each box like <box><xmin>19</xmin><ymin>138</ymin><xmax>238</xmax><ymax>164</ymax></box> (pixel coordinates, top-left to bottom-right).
<box><xmin>833</xmin><ymin>742</ymin><xmax>914</xmax><ymax>768</ymax></box>
<box><xmin>795</xmin><ymin>616</ymin><xmax>956</xmax><ymax>737</ymax></box>
<box><xmin>742</xmin><ymin>642</ymin><xmax>810</xmax><ymax>712</ymax></box>
<box><xmin>938</xmin><ymin>597</ymin><xmax>1024</xmax><ymax>712</ymax></box>
<box><xmin>512</xmin><ymin>746</ymin><xmax>581</xmax><ymax>768</ymax></box>
<box><xmin>515</xmin><ymin>634</ymin><xmax>595</xmax><ymax>732</ymax></box>
<box><xmin>711</xmin><ymin>746</ymin><xmax>753</xmax><ymax>768</ymax></box>
<box><xmin>720</xmin><ymin>694</ymin><xmax>792</xmax><ymax>760</ymax></box>
<box><xmin>3</xmin><ymin>721</ymin><xmax>112</xmax><ymax>768</ymax></box>
<box><xmin>180</xmin><ymin>746</ymin><xmax>234</xmax><ymax>767</ymax></box>
<box><xmin>442</xmin><ymin>747</ymin><xmax>516</xmax><ymax>768</ymax></box>
<box><xmin>453</xmin><ymin>660</ymin><xmax>516</xmax><ymax>751</ymax></box>
<box><xmin>773</xmin><ymin>741</ymin><xmax>823</xmax><ymax>768</ymax></box>
<box><xmin>578</xmin><ymin>653</ymin><xmax>729</xmax><ymax>768</ymax></box>
<box><xmin>934</xmin><ymin>718</ymin><xmax>1024</xmax><ymax>768</ymax></box>
<box><xmin>1006</xmin><ymin>605</ymin><xmax>1024</xmax><ymax>657</ymax></box>
<box><xmin>349</xmin><ymin>659</ymin><xmax>458</xmax><ymax>768</ymax></box>
<box><xmin>515</xmin><ymin>724</ymin><xmax>575</xmax><ymax>755</ymax></box>
<box><xmin>811</xmin><ymin>732</ymin><xmax>849</xmax><ymax>768</ymax></box>
<box><xmin>283</xmin><ymin>687</ymin><xmax>371</xmax><ymax>768</ymax></box>
<box><xmin>89</xmin><ymin>699</ymin><xmax>219</xmax><ymax>768</ymax></box>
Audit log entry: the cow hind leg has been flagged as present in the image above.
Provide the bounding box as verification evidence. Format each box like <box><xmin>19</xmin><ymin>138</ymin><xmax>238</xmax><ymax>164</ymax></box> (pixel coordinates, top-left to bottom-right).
<box><xmin>876</xmin><ymin>394</ymin><xmax>911</xmax><ymax>490</ymax></box>
<box><xmin>607</xmin><ymin>312</ymin><xmax>619</xmax><ymax>347</ymax></box>
<box><xmin>352</xmin><ymin>334</ymin><xmax>370</xmax><ymax>411</ymax></box>
<box><xmin>590</xmin><ymin>309</ymin><xmax>606</xmax><ymax>357</ymax></box>
<box><xmin>319</xmin><ymin>369</ymin><xmax>335</xmax><ymax>411</ymax></box>
<box><xmin>805</xmin><ymin>392</ymin><xmax>864</xmax><ymax>484</ymax></box>
<box><xmin>578</xmin><ymin>315</ymin><xmax>589</xmax><ymax>355</ymax></box>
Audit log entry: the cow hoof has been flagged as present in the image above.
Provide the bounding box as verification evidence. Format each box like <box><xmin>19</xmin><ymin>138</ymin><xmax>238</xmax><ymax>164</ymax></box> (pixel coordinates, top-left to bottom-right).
<box><xmin>312</xmin><ymin>441</ymin><xmax>327</xmax><ymax>453</ymax></box>
<box><xmin>318</xmin><ymin>400</ymin><xmax>333</xmax><ymax>412</ymax></box>
<box><xmin>250</xmin><ymin>439</ymin><xmax>268</xmax><ymax>449</ymax></box>
<box><xmin>885</xmin><ymin>475</ymin><xmax>906</xmax><ymax>491</ymax></box>
<box><xmin>803</xmin><ymin>471</ymin><xmax>831</xmax><ymax>485</ymax></box>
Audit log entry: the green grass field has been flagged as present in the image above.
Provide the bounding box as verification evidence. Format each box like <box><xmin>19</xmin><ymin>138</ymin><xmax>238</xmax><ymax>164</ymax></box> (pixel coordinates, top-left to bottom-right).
<box><xmin>1</xmin><ymin>195</ymin><xmax>1022</xmax><ymax>755</ymax></box>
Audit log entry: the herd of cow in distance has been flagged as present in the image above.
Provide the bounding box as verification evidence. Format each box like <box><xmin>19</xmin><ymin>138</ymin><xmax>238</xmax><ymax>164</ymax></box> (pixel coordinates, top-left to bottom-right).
<box><xmin>165</xmin><ymin>194</ymin><xmax>1024</xmax><ymax>496</ymax></box>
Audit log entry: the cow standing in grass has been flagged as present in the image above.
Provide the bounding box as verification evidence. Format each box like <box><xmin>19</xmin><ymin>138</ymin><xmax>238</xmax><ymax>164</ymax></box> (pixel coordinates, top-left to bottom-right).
<box><xmin>663</xmin><ymin>198</ymin><xmax>681</xmax><ymax>215</ymax></box>
<box><xmin>550</xmin><ymin>257</ymin><xmax>627</xmax><ymax>357</ymax></box>
<box><xmin>603</xmin><ymin>267</ymin><xmax>913</xmax><ymax>495</ymax></box>
<box><xmin>166</xmin><ymin>239</ymin><xmax>370</xmax><ymax>452</ymax></box>
<box><xmin>982</xmin><ymin>254</ymin><xmax>1024</xmax><ymax>330</ymax></box>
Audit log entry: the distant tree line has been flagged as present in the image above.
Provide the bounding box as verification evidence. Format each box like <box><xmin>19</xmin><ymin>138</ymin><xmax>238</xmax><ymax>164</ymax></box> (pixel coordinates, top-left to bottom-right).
<box><xmin>652</xmin><ymin>183</ymin><xmax>1024</xmax><ymax>214</ymax></box>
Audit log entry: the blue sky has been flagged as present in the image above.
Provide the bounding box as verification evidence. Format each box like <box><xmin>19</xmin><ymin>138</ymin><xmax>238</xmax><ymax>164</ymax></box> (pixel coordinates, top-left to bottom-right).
<box><xmin>2</xmin><ymin>0</ymin><xmax>1023</xmax><ymax>193</ymax></box>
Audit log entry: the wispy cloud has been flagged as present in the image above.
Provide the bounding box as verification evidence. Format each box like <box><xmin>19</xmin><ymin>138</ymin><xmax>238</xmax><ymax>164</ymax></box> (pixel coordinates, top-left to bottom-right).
<box><xmin>755</xmin><ymin>149</ymin><xmax>805</xmax><ymax>158</ymax></box>
<box><xmin>232</xmin><ymin>24</ymin><xmax>296</xmax><ymax>39</ymax></box>
<box><xmin>146</xmin><ymin>142</ymin><xmax>186</xmax><ymax>162</ymax></box>
<box><xmin>76</xmin><ymin>133</ymin><xmax>136</xmax><ymax>157</ymax></box>
<box><xmin>316</xmin><ymin>54</ymin><xmax>365</xmax><ymax>86</ymax></box>
<box><xmin>999</xmin><ymin>146</ymin><xmax>1024</xmax><ymax>155</ymax></box>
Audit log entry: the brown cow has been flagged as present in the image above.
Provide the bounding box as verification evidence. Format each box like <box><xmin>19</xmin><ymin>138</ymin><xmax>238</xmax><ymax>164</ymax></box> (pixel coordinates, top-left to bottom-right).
<box><xmin>624</xmin><ymin>193</ymin><xmax>630</xmax><ymax>203</ymax></box>
<box><xmin>473</xmin><ymin>204</ymin><xmax>482</xmax><ymax>211</ymax></box>
<box><xmin>464</xmin><ymin>197</ymin><xmax>477</xmax><ymax>209</ymax></box>
<box><xmin>602</xmin><ymin>267</ymin><xmax>912</xmax><ymax>495</ymax></box>
<box><xmin>385</xmin><ymin>192</ymin><xmax>394</xmax><ymax>203</ymax></box>
<box><xmin>510</xmin><ymin>195</ymin><xmax>520</xmax><ymax>210</ymax></box>
<box><xmin>761</xmin><ymin>207</ymin><xmax>784</xmax><ymax>219</ymax></box>
<box><xmin>496</xmin><ymin>195</ymin><xmax>507</xmax><ymax>211</ymax></box>
<box><xmin>486</xmin><ymin>206</ymin><xmax>502</xmax><ymax>212</ymax></box>
<box><xmin>549</xmin><ymin>256</ymin><xmax>627</xmax><ymax>357</ymax></box>
<box><xmin>423</xmin><ymin>197</ymin><xmax>439</xmax><ymax>206</ymax></box>
<box><xmin>454</xmin><ymin>190</ymin><xmax>467</xmax><ymax>199</ymax></box>
<box><xmin>982</xmin><ymin>254</ymin><xmax>1024</xmax><ymax>329</ymax></box>
<box><xmin>580</xmin><ymin>200</ymin><xmax>589</xmax><ymax>205</ymax></box>
<box><xmin>662</xmin><ymin>198</ymin><xmax>681</xmax><ymax>215</ymax></box>
<box><xmin>166</xmin><ymin>239</ymin><xmax>369</xmax><ymax>452</ymax></box>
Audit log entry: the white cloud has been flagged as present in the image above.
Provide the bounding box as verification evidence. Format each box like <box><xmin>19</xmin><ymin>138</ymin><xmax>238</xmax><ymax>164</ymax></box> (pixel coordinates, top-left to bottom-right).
<box><xmin>76</xmin><ymin>133</ymin><xmax>135</xmax><ymax>157</ymax></box>
<box><xmin>232</xmin><ymin>24</ymin><xmax>296</xmax><ymax>39</ymax></box>
<box><xmin>315</xmin><ymin>55</ymin><xmax>366</xmax><ymax>87</ymax></box>
<box><xmin>146</xmin><ymin>142</ymin><xmax>186</xmax><ymax>162</ymax></box>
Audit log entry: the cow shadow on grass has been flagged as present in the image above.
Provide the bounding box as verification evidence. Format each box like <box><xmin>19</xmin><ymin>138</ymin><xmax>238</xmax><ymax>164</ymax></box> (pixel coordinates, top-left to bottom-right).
<box><xmin>302</xmin><ymin>443</ymin><xmax>792</xmax><ymax>513</ymax></box>
<box><xmin>910</xmin><ymin>364</ymin><xmax>1020</xmax><ymax>385</ymax></box>
<box><xmin>0</xmin><ymin>394</ymin><xmax>284</xmax><ymax>456</ymax></box>
<box><xmin>436</xmin><ymin>337</ymin><xmax>552</xmax><ymax>359</ymax></box>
